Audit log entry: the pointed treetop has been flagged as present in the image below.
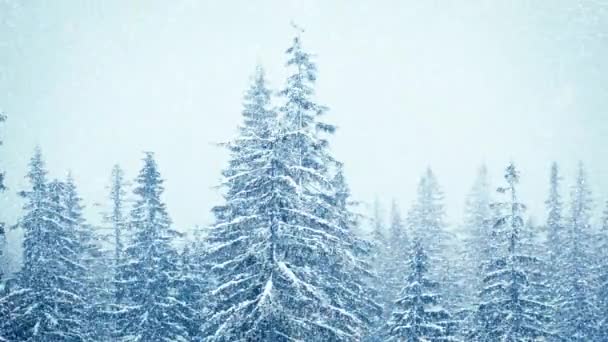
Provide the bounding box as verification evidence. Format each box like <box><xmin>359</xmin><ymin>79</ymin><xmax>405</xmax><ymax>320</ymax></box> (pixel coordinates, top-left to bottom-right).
<box><xmin>254</xmin><ymin>63</ymin><xmax>266</xmax><ymax>84</ymax></box>
<box><xmin>133</xmin><ymin>152</ymin><xmax>166</xmax><ymax>201</ymax></box>
<box><xmin>284</xmin><ymin>26</ymin><xmax>317</xmax><ymax>84</ymax></box>
<box><xmin>548</xmin><ymin>162</ymin><xmax>562</xmax><ymax>193</ymax></box>
<box><xmin>572</xmin><ymin>161</ymin><xmax>591</xmax><ymax>198</ymax></box>
<box><xmin>550</xmin><ymin>161</ymin><xmax>560</xmax><ymax>180</ymax></box>
<box><xmin>505</xmin><ymin>162</ymin><xmax>519</xmax><ymax>185</ymax></box>
<box><xmin>24</xmin><ymin>146</ymin><xmax>47</xmax><ymax>192</ymax></box>
<box><xmin>575</xmin><ymin>161</ymin><xmax>588</xmax><ymax>187</ymax></box>
<box><xmin>546</xmin><ymin>162</ymin><xmax>562</xmax><ymax>216</ymax></box>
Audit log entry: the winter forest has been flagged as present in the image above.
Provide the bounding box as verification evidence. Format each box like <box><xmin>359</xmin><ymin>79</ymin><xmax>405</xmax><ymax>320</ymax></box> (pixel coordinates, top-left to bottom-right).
<box><xmin>1</xmin><ymin>1</ymin><xmax>608</xmax><ymax>342</ymax></box>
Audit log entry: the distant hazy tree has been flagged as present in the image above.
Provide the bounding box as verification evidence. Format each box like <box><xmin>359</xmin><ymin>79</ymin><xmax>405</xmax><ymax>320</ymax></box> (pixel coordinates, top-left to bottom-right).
<box><xmin>407</xmin><ymin>168</ymin><xmax>459</xmax><ymax>312</ymax></box>
<box><xmin>64</xmin><ymin>174</ymin><xmax>105</xmax><ymax>340</ymax></box>
<box><xmin>472</xmin><ymin>163</ymin><xmax>552</xmax><ymax>341</ymax></box>
<box><xmin>366</xmin><ymin>199</ymin><xmax>393</xmax><ymax>341</ymax></box>
<box><xmin>383</xmin><ymin>200</ymin><xmax>409</xmax><ymax>311</ymax></box>
<box><xmin>557</xmin><ymin>163</ymin><xmax>599</xmax><ymax>340</ymax></box>
<box><xmin>113</xmin><ymin>153</ymin><xmax>189</xmax><ymax>341</ymax></box>
<box><xmin>385</xmin><ymin>236</ymin><xmax>457</xmax><ymax>341</ymax></box>
<box><xmin>545</xmin><ymin>162</ymin><xmax>564</xmax><ymax>280</ymax></box>
<box><xmin>108</xmin><ymin>165</ymin><xmax>128</xmax><ymax>280</ymax></box>
<box><xmin>459</xmin><ymin>165</ymin><xmax>492</xmax><ymax>334</ymax></box>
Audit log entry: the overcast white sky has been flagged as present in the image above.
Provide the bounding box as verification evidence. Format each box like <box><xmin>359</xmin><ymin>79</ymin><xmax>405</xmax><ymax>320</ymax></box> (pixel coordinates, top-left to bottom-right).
<box><xmin>1</xmin><ymin>1</ymin><xmax>607</xmax><ymax>236</ymax></box>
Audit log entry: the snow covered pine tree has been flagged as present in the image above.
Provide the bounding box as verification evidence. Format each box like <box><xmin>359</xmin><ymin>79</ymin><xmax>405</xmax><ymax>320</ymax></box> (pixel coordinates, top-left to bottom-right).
<box><xmin>204</xmin><ymin>31</ymin><xmax>377</xmax><ymax>341</ymax></box>
<box><xmin>384</xmin><ymin>235</ymin><xmax>456</xmax><ymax>341</ymax></box>
<box><xmin>2</xmin><ymin>149</ymin><xmax>92</xmax><ymax>341</ymax></box>
<box><xmin>472</xmin><ymin>163</ymin><xmax>552</xmax><ymax>341</ymax></box>
<box><xmin>557</xmin><ymin>163</ymin><xmax>599</xmax><ymax>341</ymax></box>
<box><xmin>113</xmin><ymin>153</ymin><xmax>191</xmax><ymax>341</ymax></box>
<box><xmin>459</xmin><ymin>165</ymin><xmax>492</xmax><ymax>333</ymax></box>
<box><xmin>382</xmin><ymin>201</ymin><xmax>409</xmax><ymax>316</ymax></box>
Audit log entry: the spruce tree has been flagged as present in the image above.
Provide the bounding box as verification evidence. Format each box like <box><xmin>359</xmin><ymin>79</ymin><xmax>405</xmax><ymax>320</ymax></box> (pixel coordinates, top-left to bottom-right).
<box><xmin>384</xmin><ymin>200</ymin><xmax>409</xmax><ymax>310</ymax></box>
<box><xmin>408</xmin><ymin>169</ymin><xmax>449</xmax><ymax>270</ymax></box>
<box><xmin>407</xmin><ymin>168</ymin><xmax>458</xmax><ymax>312</ymax></box>
<box><xmin>175</xmin><ymin>242</ymin><xmax>209</xmax><ymax>340</ymax></box>
<box><xmin>557</xmin><ymin>162</ymin><xmax>599</xmax><ymax>340</ymax></box>
<box><xmin>327</xmin><ymin>165</ymin><xmax>382</xmax><ymax>335</ymax></box>
<box><xmin>278</xmin><ymin>31</ymin><xmax>378</xmax><ymax>338</ymax></box>
<box><xmin>368</xmin><ymin>199</ymin><xmax>392</xmax><ymax>320</ymax></box>
<box><xmin>64</xmin><ymin>174</ymin><xmax>105</xmax><ymax>341</ymax></box>
<box><xmin>205</xmin><ymin>34</ymin><xmax>376</xmax><ymax>340</ymax></box>
<box><xmin>461</xmin><ymin>165</ymin><xmax>492</xmax><ymax>282</ymax></box>
<box><xmin>370</xmin><ymin>199</ymin><xmax>388</xmax><ymax>270</ymax></box>
<box><xmin>3</xmin><ymin>149</ymin><xmax>89</xmax><ymax>341</ymax></box>
<box><xmin>108</xmin><ymin>165</ymin><xmax>128</xmax><ymax>278</ymax></box>
<box><xmin>472</xmin><ymin>163</ymin><xmax>552</xmax><ymax>341</ymax></box>
<box><xmin>202</xmin><ymin>65</ymin><xmax>285</xmax><ymax>340</ymax></box>
<box><xmin>114</xmin><ymin>153</ymin><xmax>188</xmax><ymax>341</ymax></box>
<box><xmin>545</xmin><ymin>162</ymin><xmax>564</xmax><ymax>279</ymax></box>
<box><xmin>459</xmin><ymin>165</ymin><xmax>492</xmax><ymax>334</ymax></box>
<box><xmin>385</xmin><ymin>236</ymin><xmax>457</xmax><ymax>341</ymax></box>
<box><xmin>100</xmin><ymin>164</ymin><xmax>129</xmax><ymax>338</ymax></box>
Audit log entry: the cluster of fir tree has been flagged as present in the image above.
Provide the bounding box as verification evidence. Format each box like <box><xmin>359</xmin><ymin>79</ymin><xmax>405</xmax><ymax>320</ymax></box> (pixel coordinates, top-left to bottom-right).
<box><xmin>371</xmin><ymin>161</ymin><xmax>608</xmax><ymax>341</ymax></box>
<box><xmin>0</xmin><ymin>148</ymin><xmax>206</xmax><ymax>341</ymax></box>
<box><xmin>0</xmin><ymin>32</ymin><xmax>381</xmax><ymax>341</ymax></box>
<box><xmin>3</xmin><ymin>30</ymin><xmax>608</xmax><ymax>342</ymax></box>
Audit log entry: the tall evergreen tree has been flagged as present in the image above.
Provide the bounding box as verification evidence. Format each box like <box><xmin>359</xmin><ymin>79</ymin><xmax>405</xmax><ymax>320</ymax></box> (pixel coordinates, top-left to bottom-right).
<box><xmin>108</xmin><ymin>165</ymin><xmax>128</xmax><ymax>278</ymax></box>
<box><xmin>327</xmin><ymin>165</ymin><xmax>382</xmax><ymax>334</ymax></box>
<box><xmin>461</xmin><ymin>165</ymin><xmax>492</xmax><ymax>281</ymax></box>
<box><xmin>93</xmin><ymin>165</ymin><xmax>130</xmax><ymax>340</ymax></box>
<box><xmin>202</xmin><ymin>65</ymin><xmax>285</xmax><ymax>340</ymax></box>
<box><xmin>459</xmin><ymin>165</ymin><xmax>492</xmax><ymax>334</ymax></box>
<box><xmin>114</xmin><ymin>153</ymin><xmax>189</xmax><ymax>341</ymax></box>
<box><xmin>370</xmin><ymin>199</ymin><xmax>387</xmax><ymax>268</ymax></box>
<box><xmin>205</xmin><ymin>34</ymin><xmax>376</xmax><ymax>340</ymax></box>
<box><xmin>368</xmin><ymin>199</ymin><xmax>392</xmax><ymax>319</ymax></box>
<box><xmin>408</xmin><ymin>169</ymin><xmax>448</xmax><ymax>271</ymax></box>
<box><xmin>64</xmin><ymin>174</ymin><xmax>104</xmax><ymax>341</ymax></box>
<box><xmin>175</xmin><ymin>243</ymin><xmax>206</xmax><ymax>340</ymax></box>
<box><xmin>545</xmin><ymin>162</ymin><xmax>564</xmax><ymax>278</ymax></box>
<box><xmin>407</xmin><ymin>168</ymin><xmax>458</xmax><ymax>311</ymax></box>
<box><xmin>472</xmin><ymin>163</ymin><xmax>552</xmax><ymax>341</ymax></box>
<box><xmin>557</xmin><ymin>162</ymin><xmax>599</xmax><ymax>341</ymax></box>
<box><xmin>384</xmin><ymin>236</ymin><xmax>457</xmax><ymax>341</ymax></box>
<box><xmin>278</xmin><ymin>31</ymin><xmax>378</xmax><ymax>338</ymax></box>
<box><xmin>384</xmin><ymin>201</ymin><xmax>409</xmax><ymax>310</ymax></box>
<box><xmin>2</xmin><ymin>149</ymin><xmax>90</xmax><ymax>341</ymax></box>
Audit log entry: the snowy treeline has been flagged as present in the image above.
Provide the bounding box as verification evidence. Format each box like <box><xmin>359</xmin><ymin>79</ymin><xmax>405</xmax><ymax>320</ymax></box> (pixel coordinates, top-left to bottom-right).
<box><xmin>2</xmin><ymin>34</ymin><xmax>608</xmax><ymax>342</ymax></box>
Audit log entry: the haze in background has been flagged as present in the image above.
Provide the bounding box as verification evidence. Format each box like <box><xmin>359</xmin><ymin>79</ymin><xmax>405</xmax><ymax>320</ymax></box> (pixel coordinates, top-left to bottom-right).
<box><xmin>1</xmin><ymin>1</ymin><xmax>607</xmax><ymax>242</ymax></box>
